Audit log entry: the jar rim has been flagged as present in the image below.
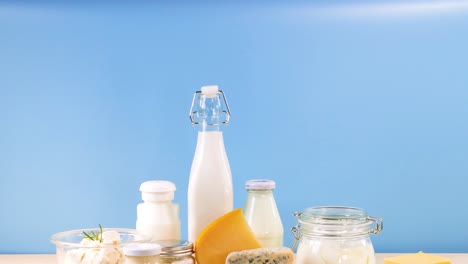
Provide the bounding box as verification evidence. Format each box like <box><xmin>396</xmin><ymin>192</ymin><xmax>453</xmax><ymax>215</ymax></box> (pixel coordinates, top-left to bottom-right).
<box><xmin>300</xmin><ymin>206</ymin><xmax>368</xmax><ymax>223</ymax></box>
<box><xmin>292</xmin><ymin>206</ymin><xmax>383</xmax><ymax>239</ymax></box>
<box><xmin>153</xmin><ymin>240</ymin><xmax>193</xmax><ymax>256</ymax></box>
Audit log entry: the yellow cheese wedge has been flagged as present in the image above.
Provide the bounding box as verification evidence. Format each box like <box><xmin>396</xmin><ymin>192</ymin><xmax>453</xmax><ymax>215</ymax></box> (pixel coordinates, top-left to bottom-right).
<box><xmin>195</xmin><ymin>208</ymin><xmax>261</xmax><ymax>264</ymax></box>
<box><xmin>384</xmin><ymin>252</ymin><xmax>452</xmax><ymax>264</ymax></box>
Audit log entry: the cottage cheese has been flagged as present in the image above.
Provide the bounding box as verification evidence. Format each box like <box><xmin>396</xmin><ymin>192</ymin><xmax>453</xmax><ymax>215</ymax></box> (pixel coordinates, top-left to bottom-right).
<box><xmin>64</xmin><ymin>230</ymin><xmax>124</xmax><ymax>264</ymax></box>
<box><xmin>296</xmin><ymin>238</ymin><xmax>375</xmax><ymax>264</ymax></box>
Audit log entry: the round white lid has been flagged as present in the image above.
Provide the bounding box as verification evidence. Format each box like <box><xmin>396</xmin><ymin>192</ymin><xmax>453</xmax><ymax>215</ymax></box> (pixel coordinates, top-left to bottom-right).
<box><xmin>123</xmin><ymin>243</ymin><xmax>162</xmax><ymax>256</ymax></box>
<box><xmin>245</xmin><ymin>179</ymin><xmax>276</xmax><ymax>190</ymax></box>
<box><xmin>140</xmin><ymin>180</ymin><xmax>176</xmax><ymax>193</ymax></box>
<box><xmin>140</xmin><ymin>181</ymin><xmax>176</xmax><ymax>202</ymax></box>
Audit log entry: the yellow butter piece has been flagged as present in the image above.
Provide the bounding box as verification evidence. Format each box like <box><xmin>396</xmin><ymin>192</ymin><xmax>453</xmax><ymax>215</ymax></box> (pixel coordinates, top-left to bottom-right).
<box><xmin>384</xmin><ymin>252</ymin><xmax>451</xmax><ymax>264</ymax></box>
<box><xmin>195</xmin><ymin>208</ymin><xmax>261</xmax><ymax>264</ymax></box>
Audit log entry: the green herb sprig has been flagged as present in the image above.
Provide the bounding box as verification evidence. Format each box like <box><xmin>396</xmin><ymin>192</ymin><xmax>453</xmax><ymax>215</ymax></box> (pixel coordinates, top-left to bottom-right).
<box><xmin>82</xmin><ymin>224</ymin><xmax>103</xmax><ymax>243</ymax></box>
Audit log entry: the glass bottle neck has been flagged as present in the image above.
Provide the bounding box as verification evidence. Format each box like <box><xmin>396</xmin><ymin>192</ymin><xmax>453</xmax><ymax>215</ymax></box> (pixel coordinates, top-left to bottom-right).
<box><xmin>199</xmin><ymin>122</ymin><xmax>222</xmax><ymax>132</ymax></box>
<box><xmin>247</xmin><ymin>189</ymin><xmax>274</xmax><ymax>196</ymax></box>
<box><xmin>197</xmin><ymin>94</ymin><xmax>225</xmax><ymax>131</ymax></box>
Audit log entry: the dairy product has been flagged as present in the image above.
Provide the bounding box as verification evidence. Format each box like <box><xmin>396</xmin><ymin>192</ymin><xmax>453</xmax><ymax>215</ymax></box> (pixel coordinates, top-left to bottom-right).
<box><xmin>188</xmin><ymin>131</ymin><xmax>233</xmax><ymax>242</ymax></box>
<box><xmin>188</xmin><ymin>86</ymin><xmax>233</xmax><ymax>242</ymax></box>
<box><xmin>136</xmin><ymin>180</ymin><xmax>181</xmax><ymax>241</ymax></box>
<box><xmin>159</xmin><ymin>240</ymin><xmax>195</xmax><ymax>264</ymax></box>
<box><xmin>78</xmin><ymin>248</ymin><xmax>123</xmax><ymax>264</ymax></box>
<box><xmin>124</xmin><ymin>243</ymin><xmax>162</xmax><ymax>264</ymax></box>
<box><xmin>195</xmin><ymin>208</ymin><xmax>261</xmax><ymax>264</ymax></box>
<box><xmin>64</xmin><ymin>230</ymin><xmax>124</xmax><ymax>264</ymax></box>
<box><xmin>295</xmin><ymin>238</ymin><xmax>375</xmax><ymax>264</ymax></box>
<box><xmin>384</xmin><ymin>252</ymin><xmax>452</xmax><ymax>264</ymax></box>
<box><xmin>244</xmin><ymin>179</ymin><xmax>283</xmax><ymax>247</ymax></box>
<box><xmin>226</xmin><ymin>247</ymin><xmax>294</xmax><ymax>264</ymax></box>
<box><xmin>293</xmin><ymin>206</ymin><xmax>382</xmax><ymax>264</ymax></box>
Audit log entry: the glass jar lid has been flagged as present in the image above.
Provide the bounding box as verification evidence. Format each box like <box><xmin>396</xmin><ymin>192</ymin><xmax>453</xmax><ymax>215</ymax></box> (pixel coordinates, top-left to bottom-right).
<box><xmin>291</xmin><ymin>206</ymin><xmax>383</xmax><ymax>244</ymax></box>
<box><xmin>300</xmin><ymin>206</ymin><xmax>370</xmax><ymax>225</ymax></box>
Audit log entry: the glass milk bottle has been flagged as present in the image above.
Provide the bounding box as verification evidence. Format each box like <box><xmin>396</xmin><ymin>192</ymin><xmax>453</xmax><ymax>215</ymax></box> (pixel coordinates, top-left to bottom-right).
<box><xmin>244</xmin><ymin>179</ymin><xmax>284</xmax><ymax>247</ymax></box>
<box><xmin>188</xmin><ymin>85</ymin><xmax>233</xmax><ymax>242</ymax></box>
<box><xmin>136</xmin><ymin>181</ymin><xmax>181</xmax><ymax>241</ymax></box>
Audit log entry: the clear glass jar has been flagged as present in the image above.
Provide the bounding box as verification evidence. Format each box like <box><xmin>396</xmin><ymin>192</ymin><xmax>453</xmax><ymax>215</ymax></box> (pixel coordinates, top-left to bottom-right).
<box><xmin>124</xmin><ymin>243</ymin><xmax>162</xmax><ymax>264</ymax></box>
<box><xmin>291</xmin><ymin>206</ymin><xmax>383</xmax><ymax>264</ymax></box>
<box><xmin>157</xmin><ymin>240</ymin><xmax>195</xmax><ymax>264</ymax></box>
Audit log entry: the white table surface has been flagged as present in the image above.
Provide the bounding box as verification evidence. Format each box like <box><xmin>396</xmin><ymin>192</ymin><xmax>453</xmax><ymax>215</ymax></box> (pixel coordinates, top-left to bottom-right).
<box><xmin>0</xmin><ymin>254</ymin><xmax>466</xmax><ymax>264</ymax></box>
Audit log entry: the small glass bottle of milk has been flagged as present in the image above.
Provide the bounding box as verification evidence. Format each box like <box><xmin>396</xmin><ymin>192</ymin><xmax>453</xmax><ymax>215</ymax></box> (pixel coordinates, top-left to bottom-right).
<box><xmin>244</xmin><ymin>179</ymin><xmax>284</xmax><ymax>247</ymax></box>
<box><xmin>136</xmin><ymin>181</ymin><xmax>181</xmax><ymax>241</ymax></box>
<box><xmin>188</xmin><ymin>85</ymin><xmax>233</xmax><ymax>242</ymax></box>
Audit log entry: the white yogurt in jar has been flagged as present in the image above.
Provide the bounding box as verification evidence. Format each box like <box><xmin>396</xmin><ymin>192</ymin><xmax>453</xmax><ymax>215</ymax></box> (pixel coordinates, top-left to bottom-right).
<box><xmin>296</xmin><ymin>238</ymin><xmax>376</xmax><ymax>264</ymax></box>
<box><xmin>292</xmin><ymin>206</ymin><xmax>383</xmax><ymax>264</ymax></box>
<box><xmin>124</xmin><ymin>243</ymin><xmax>162</xmax><ymax>264</ymax></box>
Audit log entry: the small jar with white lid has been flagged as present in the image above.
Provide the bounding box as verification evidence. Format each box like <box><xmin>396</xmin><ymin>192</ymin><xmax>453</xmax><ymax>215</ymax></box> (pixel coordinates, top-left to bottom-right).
<box><xmin>136</xmin><ymin>181</ymin><xmax>181</xmax><ymax>241</ymax></box>
<box><xmin>291</xmin><ymin>206</ymin><xmax>383</xmax><ymax>264</ymax></box>
<box><xmin>243</xmin><ymin>179</ymin><xmax>284</xmax><ymax>247</ymax></box>
<box><xmin>124</xmin><ymin>243</ymin><xmax>162</xmax><ymax>264</ymax></box>
<box><xmin>157</xmin><ymin>240</ymin><xmax>195</xmax><ymax>264</ymax></box>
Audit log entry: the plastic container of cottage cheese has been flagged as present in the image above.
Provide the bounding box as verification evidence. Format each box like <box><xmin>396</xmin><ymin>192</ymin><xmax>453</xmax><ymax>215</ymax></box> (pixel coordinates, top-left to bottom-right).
<box><xmin>291</xmin><ymin>206</ymin><xmax>383</xmax><ymax>264</ymax></box>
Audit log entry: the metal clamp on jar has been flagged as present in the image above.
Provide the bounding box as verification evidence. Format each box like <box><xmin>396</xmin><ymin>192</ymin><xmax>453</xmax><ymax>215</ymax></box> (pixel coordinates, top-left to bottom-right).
<box><xmin>291</xmin><ymin>206</ymin><xmax>383</xmax><ymax>264</ymax></box>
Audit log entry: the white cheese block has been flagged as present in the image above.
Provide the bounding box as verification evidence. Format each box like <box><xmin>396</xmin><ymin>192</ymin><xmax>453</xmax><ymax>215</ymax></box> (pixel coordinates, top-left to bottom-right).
<box><xmin>226</xmin><ymin>247</ymin><xmax>294</xmax><ymax>264</ymax></box>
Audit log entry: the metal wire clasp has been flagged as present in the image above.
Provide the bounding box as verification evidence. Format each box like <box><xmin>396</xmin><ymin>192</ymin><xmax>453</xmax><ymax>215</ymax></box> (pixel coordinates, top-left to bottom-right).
<box><xmin>189</xmin><ymin>90</ymin><xmax>231</xmax><ymax>125</ymax></box>
<box><xmin>368</xmin><ymin>216</ymin><xmax>383</xmax><ymax>235</ymax></box>
<box><xmin>290</xmin><ymin>212</ymin><xmax>303</xmax><ymax>252</ymax></box>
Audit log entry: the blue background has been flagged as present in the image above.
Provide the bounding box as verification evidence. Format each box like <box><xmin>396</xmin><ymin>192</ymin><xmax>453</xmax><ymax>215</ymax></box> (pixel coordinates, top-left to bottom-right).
<box><xmin>1</xmin><ymin>0</ymin><xmax>467</xmax><ymax>254</ymax></box>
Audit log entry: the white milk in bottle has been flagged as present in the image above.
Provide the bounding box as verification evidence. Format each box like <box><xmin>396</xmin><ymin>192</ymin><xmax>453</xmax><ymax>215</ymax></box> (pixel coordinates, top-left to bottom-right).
<box><xmin>188</xmin><ymin>85</ymin><xmax>233</xmax><ymax>243</ymax></box>
<box><xmin>244</xmin><ymin>179</ymin><xmax>284</xmax><ymax>247</ymax></box>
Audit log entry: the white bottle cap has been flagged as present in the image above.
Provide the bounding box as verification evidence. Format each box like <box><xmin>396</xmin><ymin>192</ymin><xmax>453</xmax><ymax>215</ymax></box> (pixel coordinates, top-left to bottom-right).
<box><xmin>140</xmin><ymin>180</ymin><xmax>176</xmax><ymax>202</ymax></box>
<box><xmin>201</xmin><ymin>85</ymin><xmax>219</xmax><ymax>98</ymax></box>
<box><xmin>123</xmin><ymin>243</ymin><xmax>162</xmax><ymax>257</ymax></box>
<box><xmin>245</xmin><ymin>179</ymin><xmax>276</xmax><ymax>190</ymax></box>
